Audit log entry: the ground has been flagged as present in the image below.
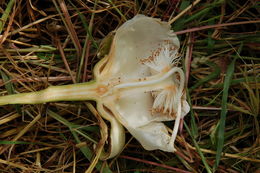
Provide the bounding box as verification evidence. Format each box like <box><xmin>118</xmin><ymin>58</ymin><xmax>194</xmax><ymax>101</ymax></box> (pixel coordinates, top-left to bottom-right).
<box><xmin>0</xmin><ymin>0</ymin><xmax>259</xmax><ymax>172</ymax></box>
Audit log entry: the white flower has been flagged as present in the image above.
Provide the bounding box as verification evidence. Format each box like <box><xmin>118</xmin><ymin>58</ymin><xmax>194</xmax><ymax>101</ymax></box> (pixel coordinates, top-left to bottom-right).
<box><xmin>0</xmin><ymin>15</ymin><xmax>190</xmax><ymax>158</ymax></box>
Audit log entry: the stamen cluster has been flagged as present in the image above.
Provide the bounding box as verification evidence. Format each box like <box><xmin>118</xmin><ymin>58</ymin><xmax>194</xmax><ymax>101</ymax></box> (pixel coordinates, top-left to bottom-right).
<box><xmin>143</xmin><ymin>44</ymin><xmax>180</xmax><ymax>73</ymax></box>
<box><xmin>143</xmin><ymin>44</ymin><xmax>183</xmax><ymax>117</ymax></box>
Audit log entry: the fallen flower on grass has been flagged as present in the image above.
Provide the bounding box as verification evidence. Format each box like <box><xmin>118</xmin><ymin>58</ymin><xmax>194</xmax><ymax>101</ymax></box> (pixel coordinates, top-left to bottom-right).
<box><xmin>0</xmin><ymin>15</ymin><xmax>190</xmax><ymax>159</ymax></box>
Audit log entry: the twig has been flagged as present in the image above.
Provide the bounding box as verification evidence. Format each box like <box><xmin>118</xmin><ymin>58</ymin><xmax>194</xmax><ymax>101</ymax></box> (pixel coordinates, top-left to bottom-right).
<box><xmin>168</xmin><ymin>0</ymin><xmax>202</xmax><ymax>25</ymax></box>
<box><xmin>174</xmin><ymin>20</ymin><xmax>260</xmax><ymax>35</ymax></box>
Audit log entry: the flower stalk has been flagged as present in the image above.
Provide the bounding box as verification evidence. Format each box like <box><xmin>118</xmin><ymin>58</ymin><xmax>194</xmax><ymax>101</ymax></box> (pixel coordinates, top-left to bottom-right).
<box><xmin>0</xmin><ymin>82</ymin><xmax>98</xmax><ymax>105</ymax></box>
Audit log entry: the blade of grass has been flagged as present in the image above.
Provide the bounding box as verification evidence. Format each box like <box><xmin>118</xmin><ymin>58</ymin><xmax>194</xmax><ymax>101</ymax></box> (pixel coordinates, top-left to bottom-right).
<box><xmin>0</xmin><ymin>70</ymin><xmax>15</xmax><ymax>94</ymax></box>
<box><xmin>212</xmin><ymin>76</ymin><xmax>260</xmax><ymax>88</ymax></box>
<box><xmin>189</xmin><ymin>62</ymin><xmax>221</xmax><ymax>92</ymax></box>
<box><xmin>46</xmin><ymin>109</ymin><xmax>97</xmax><ymax>143</ymax></box>
<box><xmin>171</xmin><ymin>0</ymin><xmax>190</xmax><ymax>32</ymax></box>
<box><xmin>7</xmin><ymin>14</ymin><xmax>58</xmax><ymax>36</ymax></box>
<box><xmin>213</xmin><ymin>51</ymin><xmax>238</xmax><ymax>171</ymax></box>
<box><xmin>184</xmin><ymin>122</ymin><xmax>212</xmax><ymax>173</ymax></box>
<box><xmin>67</xmin><ymin>0</ymin><xmax>98</xmax><ymax>49</ymax></box>
<box><xmin>0</xmin><ymin>158</ymin><xmax>29</xmax><ymax>170</ymax></box>
<box><xmin>12</xmin><ymin>113</ymin><xmax>41</xmax><ymax>142</ymax></box>
<box><xmin>0</xmin><ymin>113</ymin><xmax>41</xmax><ymax>155</ymax></box>
<box><xmin>107</xmin><ymin>0</ymin><xmax>127</xmax><ymax>21</ymax></box>
<box><xmin>82</xmin><ymin>0</ymin><xmax>97</xmax><ymax>83</ymax></box>
<box><xmin>84</xmin><ymin>103</ymin><xmax>108</xmax><ymax>173</ymax></box>
<box><xmin>52</xmin><ymin>0</ymin><xmax>82</xmax><ymax>56</ymax></box>
<box><xmin>56</xmin><ymin>38</ymin><xmax>76</xmax><ymax>83</ymax></box>
<box><xmin>67</xmin><ymin>1</ymin><xmax>98</xmax><ymax>83</ymax></box>
<box><xmin>174</xmin><ymin>19</ymin><xmax>260</xmax><ymax>35</ymax></box>
<box><xmin>189</xmin><ymin>146</ymin><xmax>260</xmax><ymax>163</ymax></box>
<box><xmin>168</xmin><ymin>0</ymin><xmax>202</xmax><ymax>25</ymax></box>
<box><xmin>0</xmin><ymin>69</ymin><xmax>21</xmax><ymax>113</ymax></box>
<box><xmin>183</xmin><ymin>7</ymin><xmax>211</xmax><ymax>24</ymax></box>
<box><xmin>0</xmin><ymin>141</ymin><xmax>35</xmax><ymax>145</ymax></box>
<box><xmin>186</xmin><ymin>91</ymin><xmax>198</xmax><ymax>138</ymax></box>
<box><xmin>0</xmin><ymin>112</ymin><xmax>20</xmax><ymax>125</ymax></box>
<box><xmin>0</xmin><ymin>0</ymin><xmax>15</xmax><ymax>34</ymax></box>
<box><xmin>183</xmin><ymin>0</ymin><xmax>224</xmax><ymax>24</ymax></box>
<box><xmin>4</xmin><ymin>46</ymin><xmax>75</xmax><ymax>53</ymax></box>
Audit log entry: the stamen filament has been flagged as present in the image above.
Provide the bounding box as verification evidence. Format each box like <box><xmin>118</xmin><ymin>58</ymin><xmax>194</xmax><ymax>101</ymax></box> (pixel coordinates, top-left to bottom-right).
<box><xmin>170</xmin><ymin>102</ymin><xmax>182</xmax><ymax>149</ymax></box>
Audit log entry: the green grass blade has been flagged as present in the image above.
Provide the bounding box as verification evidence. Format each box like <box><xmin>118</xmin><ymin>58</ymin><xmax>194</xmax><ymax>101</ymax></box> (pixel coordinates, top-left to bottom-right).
<box><xmin>107</xmin><ymin>0</ymin><xmax>127</xmax><ymax>21</ymax></box>
<box><xmin>172</xmin><ymin>0</ymin><xmax>190</xmax><ymax>32</ymax></box>
<box><xmin>0</xmin><ymin>140</ymin><xmax>34</xmax><ymax>144</ymax></box>
<box><xmin>67</xmin><ymin>0</ymin><xmax>98</xmax><ymax>49</ymax></box>
<box><xmin>46</xmin><ymin>109</ymin><xmax>96</xmax><ymax>143</ymax></box>
<box><xmin>189</xmin><ymin>62</ymin><xmax>221</xmax><ymax>91</ymax></box>
<box><xmin>76</xmin><ymin>37</ymin><xmax>88</xmax><ymax>82</ymax></box>
<box><xmin>186</xmin><ymin>91</ymin><xmax>198</xmax><ymax>138</ymax></box>
<box><xmin>0</xmin><ymin>70</ymin><xmax>14</xmax><ymax>94</ymax></box>
<box><xmin>0</xmin><ymin>0</ymin><xmax>15</xmax><ymax>34</ymax></box>
<box><xmin>0</xmin><ymin>70</ymin><xmax>21</xmax><ymax>113</ymax></box>
<box><xmin>184</xmin><ymin>122</ymin><xmax>212</xmax><ymax>173</ymax></box>
<box><xmin>212</xmin><ymin>76</ymin><xmax>260</xmax><ymax>88</ymax></box>
<box><xmin>213</xmin><ymin>56</ymin><xmax>237</xmax><ymax>171</ymax></box>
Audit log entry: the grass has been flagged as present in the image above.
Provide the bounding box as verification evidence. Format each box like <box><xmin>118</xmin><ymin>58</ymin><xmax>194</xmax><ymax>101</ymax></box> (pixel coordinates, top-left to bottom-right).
<box><xmin>0</xmin><ymin>0</ymin><xmax>259</xmax><ymax>172</ymax></box>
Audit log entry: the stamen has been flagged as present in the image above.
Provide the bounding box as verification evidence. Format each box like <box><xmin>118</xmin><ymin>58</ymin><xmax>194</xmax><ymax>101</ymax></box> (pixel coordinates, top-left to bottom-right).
<box><xmin>142</xmin><ymin>44</ymin><xmax>180</xmax><ymax>73</ymax></box>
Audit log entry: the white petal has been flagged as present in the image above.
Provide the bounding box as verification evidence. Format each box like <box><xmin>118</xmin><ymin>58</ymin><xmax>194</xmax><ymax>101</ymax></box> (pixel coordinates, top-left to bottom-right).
<box><xmin>127</xmin><ymin>122</ymin><xmax>175</xmax><ymax>152</ymax></box>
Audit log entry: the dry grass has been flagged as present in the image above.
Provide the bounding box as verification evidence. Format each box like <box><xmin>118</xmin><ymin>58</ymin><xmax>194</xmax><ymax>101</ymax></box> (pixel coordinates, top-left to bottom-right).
<box><xmin>0</xmin><ymin>0</ymin><xmax>259</xmax><ymax>172</ymax></box>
